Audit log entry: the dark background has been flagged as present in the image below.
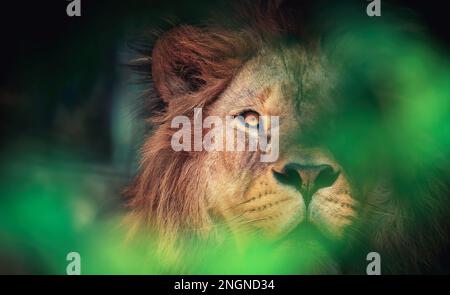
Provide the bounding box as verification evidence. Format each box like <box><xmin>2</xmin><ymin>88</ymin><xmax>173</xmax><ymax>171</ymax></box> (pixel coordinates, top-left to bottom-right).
<box><xmin>0</xmin><ymin>0</ymin><xmax>448</xmax><ymax>274</ymax></box>
<box><xmin>0</xmin><ymin>0</ymin><xmax>448</xmax><ymax>160</ymax></box>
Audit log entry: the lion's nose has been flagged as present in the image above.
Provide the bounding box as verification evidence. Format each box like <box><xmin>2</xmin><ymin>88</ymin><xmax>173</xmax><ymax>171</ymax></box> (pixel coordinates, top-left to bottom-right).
<box><xmin>273</xmin><ymin>163</ymin><xmax>340</xmax><ymax>207</ymax></box>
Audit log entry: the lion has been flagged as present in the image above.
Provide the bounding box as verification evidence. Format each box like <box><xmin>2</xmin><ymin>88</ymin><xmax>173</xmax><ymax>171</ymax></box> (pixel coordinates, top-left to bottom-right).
<box><xmin>124</xmin><ymin>0</ymin><xmax>450</xmax><ymax>274</ymax></box>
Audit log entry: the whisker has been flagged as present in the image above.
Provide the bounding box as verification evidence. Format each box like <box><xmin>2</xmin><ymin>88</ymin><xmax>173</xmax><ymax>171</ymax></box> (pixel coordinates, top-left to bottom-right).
<box><xmin>363</xmin><ymin>202</ymin><xmax>396</xmax><ymax>215</ymax></box>
<box><xmin>235</xmin><ymin>217</ymin><xmax>270</xmax><ymax>225</ymax></box>
<box><xmin>222</xmin><ymin>197</ymin><xmax>260</xmax><ymax>212</ymax></box>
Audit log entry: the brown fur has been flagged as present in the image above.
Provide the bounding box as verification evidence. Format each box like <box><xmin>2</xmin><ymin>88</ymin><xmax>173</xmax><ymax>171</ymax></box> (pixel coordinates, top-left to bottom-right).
<box><xmin>125</xmin><ymin>1</ymin><xmax>450</xmax><ymax>273</ymax></box>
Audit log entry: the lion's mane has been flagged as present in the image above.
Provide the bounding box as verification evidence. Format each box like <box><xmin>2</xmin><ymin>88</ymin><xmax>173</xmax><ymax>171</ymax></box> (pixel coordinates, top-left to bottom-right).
<box><xmin>124</xmin><ymin>0</ymin><xmax>450</xmax><ymax>273</ymax></box>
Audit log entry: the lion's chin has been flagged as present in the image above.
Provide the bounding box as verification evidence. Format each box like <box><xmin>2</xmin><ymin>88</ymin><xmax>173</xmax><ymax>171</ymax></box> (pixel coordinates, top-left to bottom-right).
<box><xmin>265</xmin><ymin>222</ymin><xmax>342</xmax><ymax>274</ymax></box>
<box><xmin>275</xmin><ymin>221</ymin><xmax>336</xmax><ymax>245</ymax></box>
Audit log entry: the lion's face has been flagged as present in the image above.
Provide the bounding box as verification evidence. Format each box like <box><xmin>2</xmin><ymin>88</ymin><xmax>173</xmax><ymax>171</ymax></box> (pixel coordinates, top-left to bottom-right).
<box><xmin>201</xmin><ymin>46</ymin><xmax>358</xmax><ymax>243</ymax></box>
<box><xmin>127</xmin><ymin>4</ymin><xmax>450</xmax><ymax>273</ymax></box>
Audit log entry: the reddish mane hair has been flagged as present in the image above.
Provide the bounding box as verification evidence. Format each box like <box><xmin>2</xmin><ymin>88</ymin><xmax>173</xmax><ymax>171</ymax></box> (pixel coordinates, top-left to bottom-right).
<box><xmin>123</xmin><ymin>1</ymin><xmax>304</xmax><ymax>244</ymax></box>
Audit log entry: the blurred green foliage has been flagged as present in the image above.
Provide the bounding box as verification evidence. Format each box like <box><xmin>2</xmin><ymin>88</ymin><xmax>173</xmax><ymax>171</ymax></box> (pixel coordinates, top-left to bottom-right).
<box><xmin>0</xmin><ymin>1</ymin><xmax>449</xmax><ymax>274</ymax></box>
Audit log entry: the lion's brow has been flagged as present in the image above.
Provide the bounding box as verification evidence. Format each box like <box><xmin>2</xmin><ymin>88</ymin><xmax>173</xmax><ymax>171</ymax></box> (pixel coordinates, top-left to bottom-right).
<box><xmin>243</xmin><ymin>86</ymin><xmax>272</xmax><ymax>105</ymax></box>
<box><xmin>228</xmin><ymin>86</ymin><xmax>272</xmax><ymax>109</ymax></box>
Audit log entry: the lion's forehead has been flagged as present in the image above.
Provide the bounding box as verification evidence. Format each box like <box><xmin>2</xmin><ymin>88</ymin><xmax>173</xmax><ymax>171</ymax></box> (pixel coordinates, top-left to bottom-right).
<box><xmin>216</xmin><ymin>47</ymin><xmax>332</xmax><ymax>118</ymax></box>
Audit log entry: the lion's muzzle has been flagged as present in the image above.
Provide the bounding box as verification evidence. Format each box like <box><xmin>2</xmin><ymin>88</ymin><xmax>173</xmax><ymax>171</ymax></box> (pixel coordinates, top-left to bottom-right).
<box><xmin>272</xmin><ymin>162</ymin><xmax>340</xmax><ymax>207</ymax></box>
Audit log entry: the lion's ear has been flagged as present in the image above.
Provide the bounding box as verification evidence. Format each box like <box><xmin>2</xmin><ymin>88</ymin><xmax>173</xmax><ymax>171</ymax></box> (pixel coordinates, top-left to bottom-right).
<box><xmin>151</xmin><ymin>26</ymin><xmax>200</xmax><ymax>102</ymax></box>
<box><xmin>151</xmin><ymin>25</ymin><xmax>251</xmax><ymax>103</ymax></box>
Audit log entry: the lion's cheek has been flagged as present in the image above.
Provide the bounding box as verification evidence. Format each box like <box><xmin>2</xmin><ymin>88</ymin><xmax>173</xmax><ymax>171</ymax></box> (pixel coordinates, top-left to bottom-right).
<box><xmin>251</xmin><ymin>195</ymin><xmax>306</xmax><ymax>240</ymax></box>
<box><xmin>308</xmin><ymin>191</ymin><xmax>357</xmax><ymax>239</ymax></box>
<box><xmin>216</xmin><ymin>184</ymin><xmax>307</xmax><ymax>241</ymax></box>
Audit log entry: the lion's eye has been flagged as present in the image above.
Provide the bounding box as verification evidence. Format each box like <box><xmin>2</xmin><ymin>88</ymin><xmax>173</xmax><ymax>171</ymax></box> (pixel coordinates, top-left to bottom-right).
<box><xmin>237</xmin><ymin>110</ymin><xmax>261</xmax><ymax>129</ymax></box>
